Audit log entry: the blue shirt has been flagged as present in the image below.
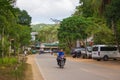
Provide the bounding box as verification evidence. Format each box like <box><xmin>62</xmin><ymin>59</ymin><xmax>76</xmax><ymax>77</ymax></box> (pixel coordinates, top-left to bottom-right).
<box><xmin>58</xmin><ymin>51</ymin><xmax>64</xmax><ymax>57</ymax></box>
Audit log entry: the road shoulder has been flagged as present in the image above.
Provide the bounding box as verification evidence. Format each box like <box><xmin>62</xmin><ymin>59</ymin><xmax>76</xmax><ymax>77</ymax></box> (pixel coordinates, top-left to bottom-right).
<box><xmin>26</xmin><ymin>54</ymin><xmax>44</xmax><ymax>80</ymax></box>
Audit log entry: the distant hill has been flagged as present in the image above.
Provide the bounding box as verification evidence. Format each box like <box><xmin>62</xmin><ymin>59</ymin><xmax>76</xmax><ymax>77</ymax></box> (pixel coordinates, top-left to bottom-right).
<box><xmin>31</xmin><ymin>23</ymin><xmax>57</xmax><ymax>31</ymax></box>
<box><xmin>31</xmin><ymin>23</ymin><xmax>59</xmax><ymax>43</ymax></box>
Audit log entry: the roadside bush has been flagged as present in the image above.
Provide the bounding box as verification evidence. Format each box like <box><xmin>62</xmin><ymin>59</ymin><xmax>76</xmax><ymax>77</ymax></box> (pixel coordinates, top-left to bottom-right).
<box><xmin>11</xmin><ymin>63</ymin><xmax>26</xmax><ymax>80</ymax></box>
<box><xmin>0</xmin><ymin>56</ymin><xmax>27</xmax><ymax>80</ymax></box>
<box><xmin>65</xmin><ymin>47</ymin><xmax>71</xmax><ymax>55</ymax></box>
<box><xmin>0</xmin><ymin>57</ymin><xmax>18</xmax><ymax>65</ymax></box>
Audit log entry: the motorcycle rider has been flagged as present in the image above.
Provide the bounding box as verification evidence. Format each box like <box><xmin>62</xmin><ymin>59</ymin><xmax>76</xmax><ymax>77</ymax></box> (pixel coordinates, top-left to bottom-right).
<box><xmin>57</xmin><ymin>49</ymin><xmax>66</xmax><ymax>65</ymax></box>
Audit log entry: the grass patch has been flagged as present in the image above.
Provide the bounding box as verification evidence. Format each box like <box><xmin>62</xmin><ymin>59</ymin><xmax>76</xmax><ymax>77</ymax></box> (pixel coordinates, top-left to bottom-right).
<box><xmin>0</xmin><ymin>63</ymin><xmax>29</xmax><ymax>80</ymax></box>
<box><xmin>0</xmin><ymin>57</ymin><xmax>18</xmax><ymax>65</ymax></box>
<box><xmin>0</xmin><ymin>57</ymin><xmax>31</xmax><ymax>80</ymax></box>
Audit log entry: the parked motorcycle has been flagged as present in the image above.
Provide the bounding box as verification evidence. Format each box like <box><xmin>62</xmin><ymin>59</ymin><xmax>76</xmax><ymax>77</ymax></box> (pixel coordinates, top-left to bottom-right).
<box><xmin>71</xmin><ymin>51</ymin><xmax>81</xmax><ymax>58</ymax></box>
<box><xmin>72</xmin><ymin>53</ymin><xmax>77</xmax><ymax>58</ymax></box>
<box><xmin>71</xmin><ymin>48</ymin><xmax>85</xmax><ymax>58</ymax></box>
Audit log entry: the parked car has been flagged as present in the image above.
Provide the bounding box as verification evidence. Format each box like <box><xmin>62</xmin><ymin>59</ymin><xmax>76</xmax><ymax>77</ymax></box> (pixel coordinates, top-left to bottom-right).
<box><xmin>52</xmin><ymin>50</ymin><xmax>59</xmax><ymax>53</ymax></box>
<box><xmin>92</xmin><ymin>45</ymin><xmax>120</xmax><ymax>61</ymax></box>
<box><xmin>32</xmin><ymin>49</ymin><xmax>37</xmax><ymax>54</ymax></box>
<box><xmin>81</xmin><ymin>46</ymin><xmax>92</xmax><ymax>59</ymax></box>
<box><xmin>71</xmin><ymin>47</ymin><xmax>85</xmax><ymax>58</ymax></box>
<box><xmin>44</xmin><ymin>49</ymin><xmax>52</xmax><ymax>53</ymax></box>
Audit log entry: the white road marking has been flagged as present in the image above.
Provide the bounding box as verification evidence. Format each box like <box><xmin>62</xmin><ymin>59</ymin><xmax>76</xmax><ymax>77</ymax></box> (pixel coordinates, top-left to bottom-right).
<box><xmin>35</xmin><ymin>55</ymin><xmax>47</xmax><ymax>80</ymax></box>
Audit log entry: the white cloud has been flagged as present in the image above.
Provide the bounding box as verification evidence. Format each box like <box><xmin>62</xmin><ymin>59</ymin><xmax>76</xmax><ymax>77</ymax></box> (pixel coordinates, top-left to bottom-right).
<box><xmin>16</xmin><ymin>0</ymin><xmax>79</xmax><ymax>24</ymax></box>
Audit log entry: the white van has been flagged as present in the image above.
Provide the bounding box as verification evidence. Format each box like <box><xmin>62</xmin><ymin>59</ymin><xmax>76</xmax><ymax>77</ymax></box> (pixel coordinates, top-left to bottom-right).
<box><xmin>92</xmin><ymin>45</ymin><xmax>120</xmax><ymax>61</ymax></box>
<box><xmin>81</xmin><ymin>46</ymin><xmax>92</xmax><ymax>59</ymax></box>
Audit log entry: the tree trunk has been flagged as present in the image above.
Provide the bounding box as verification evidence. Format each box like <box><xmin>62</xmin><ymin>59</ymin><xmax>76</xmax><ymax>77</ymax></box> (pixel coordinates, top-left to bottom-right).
<box><xmin>111</xmin><ymin>20</ymin><xmax>120</xmax><ymax>52</ymax></box>
<box><xmin>1</xmin><ymin>28</ymin><xmax>5</xmax><ymax>58</ymax></box>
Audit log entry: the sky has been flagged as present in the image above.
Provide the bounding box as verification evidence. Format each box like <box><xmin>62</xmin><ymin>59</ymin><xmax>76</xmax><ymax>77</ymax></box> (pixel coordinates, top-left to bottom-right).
<box><xmin>16</xmin><ymin>0</ymin><xmax>79</xmax><ymax>24</ymax></box>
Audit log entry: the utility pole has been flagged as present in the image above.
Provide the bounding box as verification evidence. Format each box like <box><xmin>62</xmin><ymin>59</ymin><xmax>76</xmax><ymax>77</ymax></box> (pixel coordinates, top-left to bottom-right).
<box><xmin>50</xmin><ymin>18</ymin><xmax>61</xmax><ymax>24</ymax></box>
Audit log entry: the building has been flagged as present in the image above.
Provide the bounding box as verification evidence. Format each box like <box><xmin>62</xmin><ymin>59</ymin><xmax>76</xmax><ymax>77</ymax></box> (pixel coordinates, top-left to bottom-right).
<box><xmin>31</xmin><ymin>32</ymin><xmax>38</xmax><ymax>41</ymax></box>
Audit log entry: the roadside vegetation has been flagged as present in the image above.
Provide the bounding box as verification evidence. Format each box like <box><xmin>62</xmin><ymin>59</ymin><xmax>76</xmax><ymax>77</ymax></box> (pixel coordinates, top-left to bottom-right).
<box><xmin>0</xmin><ymin>57</ymin><xmax>28</xmax><ymax>80</ymax></box>
<box><xmin>58</xmin><ymin>0</ymin><xmax>120</xmax><ymax>53</ymax></box>
<box><xmin>31</xmin><ymin>24</ymin><xmax>59</xmax><ymax>43</ymax></box>
<box><xmin>31</xmin><ymin>0</ymin><xmax>120</xmax><ymax>54</ymax></box>
<box><xmin>0</xmin><ymin>0</ymin><xmax>32</xmax><ymax>80</ymax></box>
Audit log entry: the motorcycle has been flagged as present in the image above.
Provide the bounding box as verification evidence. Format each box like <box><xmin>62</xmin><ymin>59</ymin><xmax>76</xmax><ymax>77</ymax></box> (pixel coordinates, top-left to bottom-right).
<box><xmin>58</xmin><ymin>56</ymin><xmax>65</xmax><ymax>68</ymax></box>
<box><xmin>72</xmin><ymin>53</ymin><xmax>77</xmax><ymax>58</ymax></box>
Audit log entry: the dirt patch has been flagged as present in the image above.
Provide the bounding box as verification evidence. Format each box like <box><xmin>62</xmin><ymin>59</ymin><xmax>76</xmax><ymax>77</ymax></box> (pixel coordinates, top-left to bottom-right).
<box><xmin>26</xmin><ymin>54</ymin><xmax>44</xmax><ymax>80</ymax></box>
<box><xmin>24</xmin><ymin>63</ymin><xmax>33</xmax><ymax>80</ymax></box>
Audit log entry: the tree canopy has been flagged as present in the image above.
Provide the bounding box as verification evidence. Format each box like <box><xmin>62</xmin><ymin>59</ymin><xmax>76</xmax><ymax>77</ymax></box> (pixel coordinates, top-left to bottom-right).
<box><xmin>105</xmin><ymin>0</ymin><xmax>120</xmax><ymax>51</ymax></box>
<box><xmin>0</xmin><ymin>0</ymin><xmax>32</xmax><ymax>57</ymax></box>
<box><xmin>58</xmin><ymin>0</ymin><xmax>120</xmax><ymax>53</ymax></box>
<box><xmin>58</xmin><ymin>16</ymin><xmax>93</xmax><ymax>49</ymax></box>
<box><xmin>73</xmin><ymin>0</ymin><xmax>119</xmax><ymax>46</ymax></box>
<box><xmin>31</xmin><ymin>24</ymin><xmax>59</xmax><ymax>43</ymax></box>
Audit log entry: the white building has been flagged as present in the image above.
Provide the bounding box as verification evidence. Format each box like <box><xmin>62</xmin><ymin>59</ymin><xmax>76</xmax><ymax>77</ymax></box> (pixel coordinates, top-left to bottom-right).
<box><xmin>31</xmin><ymin>32</ymin><xmax>38</xmax><ymax>41</ymax></box>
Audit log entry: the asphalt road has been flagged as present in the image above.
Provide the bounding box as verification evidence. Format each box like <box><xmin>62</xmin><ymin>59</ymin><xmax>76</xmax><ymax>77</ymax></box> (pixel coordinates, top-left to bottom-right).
<box><xmin>35</xmin><ymin>53</ymin><xmax>120</xmax><ymax>80</ymax></box>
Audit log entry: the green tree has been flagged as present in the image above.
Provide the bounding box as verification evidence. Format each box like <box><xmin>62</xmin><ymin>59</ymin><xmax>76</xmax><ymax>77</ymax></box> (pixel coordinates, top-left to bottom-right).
<box><xmin>14</xmin><ymin>8</ymin><xmax>31</xmax><ymax>26</ymax></box>
<box><xmin>58</xmin><ymin>16</ymin><xmax>92</xmax><ymax>50</ymax></box>
<box><xmin>37</xmin><ymin>25</ymin><xmax>58</xmax><ymax>43</ymax></box>
<box><xmin>85</xmin><ymin>17</ymin><xmax>114</xmax><ymax>45</ymax></box>
<box><xmin>74</xmin><ymin>0</ymin><xmax>102</xmax><ymax>17</ymax></box>
<box><xmin>0</xmin><ymin>0</ymin><xmax>17</xmax><ymax>57</ymax></box>
<box><xmin>74</xmin><ymin>0</ymin><xmax>111</xmax><ymax>17</ymax></box>
<box><xmin>105</xmin><ymin>0</ymin><xmax>120</xmax><ymax>52</ymax></box>
<box><xmin>0</xmin><ymin>0</ymin><xmax>32</xmax><ymax>57</ymax></box>
<box><xmin>18</xmin><ymin>25</ymin><xmax>31</xmax><ymax>46</ymax></box>
<box><xmin>73</xmin><ymin>0</ymin><xmax>115</xmax><ymax>46</ymax></box>
<box><xmin>31</xmin><ymin>24</ymin><xmax>58</xmax><ymax>43</ymax></box>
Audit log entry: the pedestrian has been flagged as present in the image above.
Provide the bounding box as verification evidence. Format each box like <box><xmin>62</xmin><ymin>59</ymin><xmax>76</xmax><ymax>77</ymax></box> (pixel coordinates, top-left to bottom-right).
<box><xmin>24</xmin><ymin>49</ymin><xmax>27</xmax><ymax>56</ymax></box>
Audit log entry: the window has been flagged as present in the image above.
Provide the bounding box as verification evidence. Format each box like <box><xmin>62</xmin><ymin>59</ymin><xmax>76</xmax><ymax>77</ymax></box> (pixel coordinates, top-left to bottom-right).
<box><xmin>100</xmin><ymin>47</ymin><xmax>117</xmax><ymax>51</ymax></box>
<box><xmin>87</xmin><ymin>47</ymin><xmax>92</xmax><ymax>52</ymax></box>
<box><xmin>93</xmin><ymin>47</ymin><xmax>98</xmax><ymax>51</ymax></box>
